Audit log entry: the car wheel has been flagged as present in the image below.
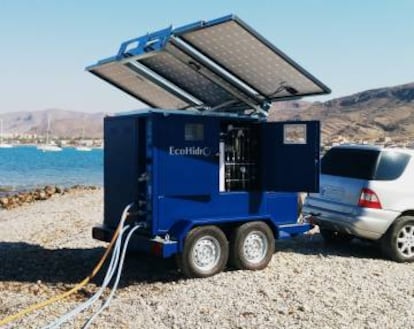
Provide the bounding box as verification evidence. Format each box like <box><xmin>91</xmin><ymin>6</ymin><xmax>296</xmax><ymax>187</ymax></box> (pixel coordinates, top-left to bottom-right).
<box><xmin>320</xmin><ymin>228</ymin><xmax>353</xmax><ymax>244</ymax></box>
<box><xmin>230</xmin><ymin>221</ymin><xmax>275</xmax><ymax>270</ymax></box>
<box><xmin>382</xmin><ymin>216</ymin><xmax>414</xmax><ymax>262</ymax></box>
<box><xmin>178</xmin><ymin>226</ymin><xmax>228</xmax><ymax>278</ymax></box>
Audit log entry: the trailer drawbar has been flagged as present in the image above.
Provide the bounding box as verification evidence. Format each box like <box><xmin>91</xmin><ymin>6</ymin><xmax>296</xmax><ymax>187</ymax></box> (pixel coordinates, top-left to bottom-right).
<box><xmin>0</xmin><ymin>14</ymin><xmax>330</xmax><ymax>327</ymax></box>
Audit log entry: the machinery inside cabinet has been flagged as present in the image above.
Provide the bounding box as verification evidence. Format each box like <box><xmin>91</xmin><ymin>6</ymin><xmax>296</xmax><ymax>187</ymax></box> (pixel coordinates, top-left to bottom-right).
<box><xmin>87</xmin><ymin>14</ymin><xmax>330</xmax><ymax>277</ymax></box>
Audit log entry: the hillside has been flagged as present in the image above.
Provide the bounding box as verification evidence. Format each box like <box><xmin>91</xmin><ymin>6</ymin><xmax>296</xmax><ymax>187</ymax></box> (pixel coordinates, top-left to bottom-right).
<box><xmin>0</xmin><ymin>109</ymin><xmax>105</xmax><ymax>139</ymax></box>
<box><xmin>269</xmin><ymin>82</ymin><xmax>414</xmax><ymax>141</ymax></box>
<box><xmin>1</xmin><ymin>82</ymin><xmax>414</xmax><ymax>141</ymax></box>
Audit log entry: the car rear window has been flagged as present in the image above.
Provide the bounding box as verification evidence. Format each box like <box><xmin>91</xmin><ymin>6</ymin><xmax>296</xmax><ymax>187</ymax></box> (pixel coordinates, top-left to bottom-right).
<box><xmin>374</xmin><ymin>151</ymin><xmax>410</xmax><ymax>180</ymax></box>
<box><xmin>321</xmin><ymin>148</ymin><xmax>380</xmax><ymax>179</ymax></box>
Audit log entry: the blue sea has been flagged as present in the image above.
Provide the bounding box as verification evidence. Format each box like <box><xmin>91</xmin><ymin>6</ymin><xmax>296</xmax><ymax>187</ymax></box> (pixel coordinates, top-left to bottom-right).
<box><xmin>0</xmin><ymin>146</ymin><xmax>103</xmax><ymax>192</ymax></box>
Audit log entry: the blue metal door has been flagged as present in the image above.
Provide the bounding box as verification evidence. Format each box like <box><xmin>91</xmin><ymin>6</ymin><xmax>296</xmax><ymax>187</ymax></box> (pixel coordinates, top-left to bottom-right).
<box><xmin>261</xmin><ymin>121</ymin><xmax>320</xmax><ymax>192</ymax></box>
<box><xmin>153</xmin><ymin>113</ymin><xmax>219</xmax><ymax>196</ymax></box>
<box><xmin>104</xmin><ymin>116</ymin><xmax>141</xmax><ymax>227</ymax></box>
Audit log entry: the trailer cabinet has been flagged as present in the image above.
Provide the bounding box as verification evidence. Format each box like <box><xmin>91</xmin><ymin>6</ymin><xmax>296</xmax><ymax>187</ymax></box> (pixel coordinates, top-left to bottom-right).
<box><xmin>88</xmin><ymin>15</ymin><xmax>330</xmax><ymax>277</ymax></box>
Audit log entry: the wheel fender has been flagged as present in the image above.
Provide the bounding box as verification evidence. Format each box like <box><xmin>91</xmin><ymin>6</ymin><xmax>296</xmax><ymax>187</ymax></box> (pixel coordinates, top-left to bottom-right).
<box><xmin>168</xmin><ymin>220</ymin><xmax>196</xmax><ymax>252</ymax></box>
<box><xmin>264</xmin><ymin>219</ymin><xmax>278</xmax><ymax>239</ymax></box>
<box><xmin>383</xmin><ymin>210</ymin><xmax>414</xmax><ymax>236</ymax></box>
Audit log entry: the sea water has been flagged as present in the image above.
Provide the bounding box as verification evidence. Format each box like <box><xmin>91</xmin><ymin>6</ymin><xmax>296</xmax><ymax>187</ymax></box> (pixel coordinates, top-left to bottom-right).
<box><xmin>0</xmin><ymin>146</ymin><xmax>103</xmax><ymax>192</ymax></box>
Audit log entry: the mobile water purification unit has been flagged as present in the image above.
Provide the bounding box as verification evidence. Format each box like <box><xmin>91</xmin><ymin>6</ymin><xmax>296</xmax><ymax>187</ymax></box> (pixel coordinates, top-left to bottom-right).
<box><xmin>88</xmin><ymin>15</ymin><xmax>330</xmax><ymax>278</ymax></box>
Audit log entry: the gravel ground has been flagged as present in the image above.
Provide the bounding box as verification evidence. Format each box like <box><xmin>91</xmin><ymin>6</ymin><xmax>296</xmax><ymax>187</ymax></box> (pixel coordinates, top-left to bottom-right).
<box><xmin>0</xmin><ymin>190</ymin><xmax>413</xmax><ymax>329</ymax></box>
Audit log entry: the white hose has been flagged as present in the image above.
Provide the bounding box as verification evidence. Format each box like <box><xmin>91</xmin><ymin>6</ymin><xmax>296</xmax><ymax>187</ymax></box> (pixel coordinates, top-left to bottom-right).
<box><xmin>81</xmin><ymin>224</ymin><xmax>142</xmax><ymax>328</ymax></box>
<box><xmin>43</xmin><ymin>225</ymin><xmax>129</xmax><ymax>329</ymax></box>
<box><xmin>41</xmin><ymin>202</ymin><xmax>136</xmax><ymax>329</ymax></box>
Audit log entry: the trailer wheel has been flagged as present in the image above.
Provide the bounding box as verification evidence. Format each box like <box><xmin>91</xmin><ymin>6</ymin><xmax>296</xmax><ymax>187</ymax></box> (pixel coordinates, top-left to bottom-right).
<box><xmin>230</xmin><ymin>221</ymin><xmax>274</xmax><ymax>271</ymax></box>
<box><xmin>178</xmin><ymin>226</ymin><xmax>228</xmax><ymax>278</ymax></box>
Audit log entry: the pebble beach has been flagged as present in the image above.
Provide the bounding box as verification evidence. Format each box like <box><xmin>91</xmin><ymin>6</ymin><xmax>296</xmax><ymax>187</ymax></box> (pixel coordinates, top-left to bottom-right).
<box><xmin>0</xmin><ymin>190</ymin><xmax>413</xmax><ymax>329</ymax></box>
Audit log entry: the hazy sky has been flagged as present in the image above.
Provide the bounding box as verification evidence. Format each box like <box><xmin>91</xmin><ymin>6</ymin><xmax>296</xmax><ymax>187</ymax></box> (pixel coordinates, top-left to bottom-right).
<box><xmin>0</xmin><ymin>1</ymin><xmax>413</xmax><ymax>113</ymax></box>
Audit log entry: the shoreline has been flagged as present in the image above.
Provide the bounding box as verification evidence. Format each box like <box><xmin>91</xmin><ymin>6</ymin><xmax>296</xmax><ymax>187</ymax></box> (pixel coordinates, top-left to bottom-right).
<box><xmin>0</xmin><ymin>185</ymin><xmax>101</xmax><ymax>210</ymax></box>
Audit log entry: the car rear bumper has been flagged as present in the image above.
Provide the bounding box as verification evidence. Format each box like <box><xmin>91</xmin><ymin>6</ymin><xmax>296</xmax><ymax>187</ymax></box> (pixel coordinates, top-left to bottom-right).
<box><xmin>302</xmin><ymin>202</ymin><xmax>399</xmax><ymax>240</ymax></box>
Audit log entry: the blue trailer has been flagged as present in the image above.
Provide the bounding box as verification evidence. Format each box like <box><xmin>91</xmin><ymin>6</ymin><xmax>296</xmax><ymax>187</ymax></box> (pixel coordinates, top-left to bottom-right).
<box><xmin>88</xmin><ymin>15</ymin><xmax>330</xmax><ymax>277</ymax></box>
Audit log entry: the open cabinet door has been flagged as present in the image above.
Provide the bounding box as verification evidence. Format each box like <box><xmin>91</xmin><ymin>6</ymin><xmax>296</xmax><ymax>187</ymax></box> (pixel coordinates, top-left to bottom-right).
<box><xmin>261</xmin><ymin>121</ymin><xmax>320</xmax><ymax>192</ymax></box>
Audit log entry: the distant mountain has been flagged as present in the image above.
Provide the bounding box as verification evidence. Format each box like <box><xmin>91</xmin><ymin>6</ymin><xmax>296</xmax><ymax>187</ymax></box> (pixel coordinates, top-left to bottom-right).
<box><xmin>269</xmin><ymin>82</ymin><xmax>414</xmax><ymax>141</ymax></box>
<box><xmin>0</xmin><ymin>109</ymin><xmax>105</xmax><ymax>138</ymax></box>
<box><xmin>2</xmin><ymin>82</ymin><xmax>414</xmax><ymax>141</ymax></box>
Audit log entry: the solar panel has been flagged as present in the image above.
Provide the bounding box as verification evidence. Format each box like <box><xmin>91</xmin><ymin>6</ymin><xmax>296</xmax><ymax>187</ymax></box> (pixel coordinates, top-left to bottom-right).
<box><xmin>178</xmin><ymin>19</ymin><xmax>327</xmax><ymax>98</ymax></box>
<box><xmin>87</xmin><ymin>15</ymin><xmax>330</xmax><ymax>115</ymax></box>
<box><xmin>140</xmin><ymin>45</ymin><xmax>234</xmax><ymax>107</ymax></box>
<box><xmin>89</xmin><ymin>62</ymin><xmax>191</xmax><ymax>109</ymax></box>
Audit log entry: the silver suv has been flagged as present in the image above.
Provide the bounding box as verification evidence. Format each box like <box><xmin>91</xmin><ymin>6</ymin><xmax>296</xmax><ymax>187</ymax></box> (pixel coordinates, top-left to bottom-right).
<box><xmin>303</xmin><ymin>144</ymin><xmax>414</xmax><ymax>262</ymax></box>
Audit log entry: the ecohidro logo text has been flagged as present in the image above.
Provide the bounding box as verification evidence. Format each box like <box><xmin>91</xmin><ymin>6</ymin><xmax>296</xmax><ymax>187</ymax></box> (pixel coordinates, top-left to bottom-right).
<box><xmin>169</xmin><ymin>146</ymin><xmax>211</xmax><ymax>157</ymax></box>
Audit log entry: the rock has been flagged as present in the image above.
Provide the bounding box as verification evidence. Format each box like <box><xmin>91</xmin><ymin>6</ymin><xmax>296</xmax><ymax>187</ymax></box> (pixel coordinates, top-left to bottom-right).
<box><xmin>44</xmin><ymin>185</ymin><xmax>56</xmax><ymax>196</ymax></box>
<box><xmin>38</xmin><ymin>190</ymin><xmax>48</xmax><ymax>200</ymax></box>
<box><xmin>297</xmin><ymin>304</ymin><xmax>309</xmax><ymax>312</ymax></box>
<box><xmin>0</xmin><ymin>185</ymin><xmax>100</xmax><ymax>210</ymax></box>
<box><xmin>5</xmin><ymin>197</ymin><xmax>15</xmax><ymax>209</ymax></box>
<box><xmin>33</xmin><ymin>189</ymin><xmax>42</xmax><ymax>200</ymax></box>
<box><xmin>11</xmin><ymin>196</ymin><xmax>20</xmax><ymax>207</ymax></box>
<box><xmin>0</xmin><ymin>197</ymin><xmax>9</xmax><ymax>208</ymax></box>
<box><xmin>277</xmin><ymin>306</ymin><xmax>288</xmax><ymax>315</ymax></box>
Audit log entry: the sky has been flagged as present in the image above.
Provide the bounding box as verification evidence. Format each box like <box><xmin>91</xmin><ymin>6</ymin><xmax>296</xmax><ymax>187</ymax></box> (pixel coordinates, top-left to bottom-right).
<box><xmin>0</xmin><ymin>0</ymin><xmax>413</xmax><ymax>113</ymax></box>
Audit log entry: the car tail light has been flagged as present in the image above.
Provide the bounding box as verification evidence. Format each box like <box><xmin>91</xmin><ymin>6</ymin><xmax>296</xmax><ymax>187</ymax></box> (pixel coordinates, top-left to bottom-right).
<box><xmin>358</xmin><ymin>188</ymin><xmax>382</xmax><ymax>209</ymax></box>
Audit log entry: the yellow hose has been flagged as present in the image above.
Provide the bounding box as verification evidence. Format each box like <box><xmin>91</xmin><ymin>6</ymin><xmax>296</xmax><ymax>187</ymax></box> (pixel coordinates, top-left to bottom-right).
<box><xmin>0</xmin><ymin>225</ymin><xmax>122</xmax><ymax>327</ymax></box>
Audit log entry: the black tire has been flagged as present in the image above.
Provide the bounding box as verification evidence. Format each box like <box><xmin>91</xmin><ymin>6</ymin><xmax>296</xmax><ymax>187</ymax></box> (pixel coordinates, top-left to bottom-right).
<box><xmin>178</xmin><ymin>226</ymin><xmax>228</xmax><ymax>278</ymax></box>
<box><xmin>381</xmin><ymin>216</ymin><xmax>414</xmax><ymax>262</ymax></box>
<box><xmin>320</xmin><ymin>228</ymin><xmax>353</xmax><ymax>244</ymax></box>
<box><xmin>230</xmin><ymin>221</ymin><xmax>274</xmax><ymax>271</ymax></box>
